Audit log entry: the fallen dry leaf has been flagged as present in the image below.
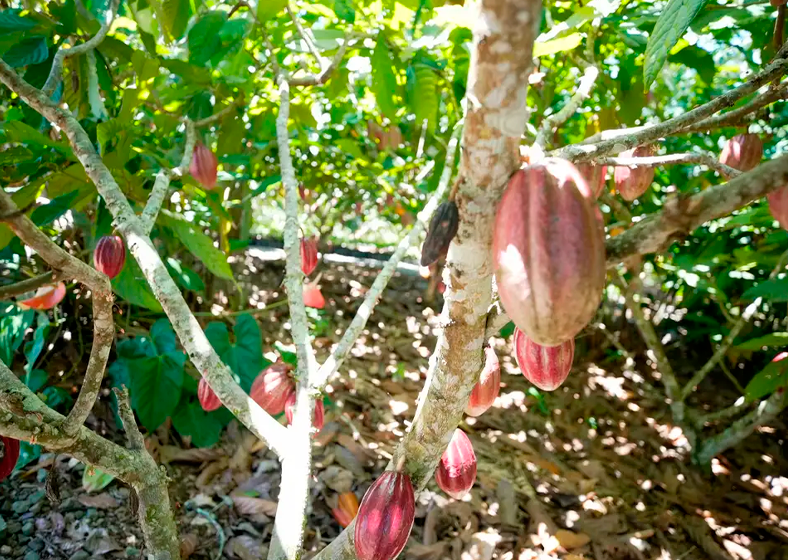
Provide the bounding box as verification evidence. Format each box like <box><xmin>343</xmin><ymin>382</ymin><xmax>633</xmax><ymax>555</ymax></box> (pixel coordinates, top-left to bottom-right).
<box><xmin>232</xmin><ymin>496</ymin><xmax>278</xmax><ymax>516</ymax></box>
<box><xmin>159</xmin><ymin>446</ymin><xmax>223</xmax><ymax>464</ymax></box>
<box><xmin>77</xmin><ymin>493</ymin><xmax>119</xmax><ymax>509</ymax></box>
<box><xmin>180</xmin><ymin>533</ymin><xmax>199</xmax><ymax>559</ymax></box>
<box><xmin>555</xmin><ymin>529</ymin><xmax>591</xmax><ymax>550</ymax></box>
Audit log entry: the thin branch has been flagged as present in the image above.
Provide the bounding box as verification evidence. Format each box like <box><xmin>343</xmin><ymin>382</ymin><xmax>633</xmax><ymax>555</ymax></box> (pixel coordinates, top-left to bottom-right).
<box><xmin>289</xmin><ymin>36</ymin><xmax>352</xmax><ymax>87</ymax></box>
<box><xmin>193</xmin><ymin>102</ymin><xmax>239</xmax><ymax>127</ymax></box>
<box><xmin>0</xmin><ymin>270</ymin><xmax>66</xmax><ymax>300</ymax></box>
<box><xmin>113</xmin><ymin>386</ymin><xmax>145</xmax><ymax>450</ymax></box>
<box><xmin>534</xmin><ymin>66</ymin><xmax>599</xmax><ymax>149</ymax></box>
<box><xmin>315</xmin><ymin>122</ymin><xmax>463</xmax><ymax>387</ymax></box>
<box><xmin>287</xmin><ymin>4</ymin><xmax>325</xmax><ymax>69</ymax></box>
<box><xmin>683</xmin><ymin>81</ymin><xmax>788</xmax><ymax>133</ymax></box>
<box><xmin>598</xmin><ymin>152</ymin><xmax>742</xmax><ymax>179</ymax></box>
<box><xmin>484</xmin><ymin>299</ymin><xmax>511</xmax><ymax>340</ymax></box>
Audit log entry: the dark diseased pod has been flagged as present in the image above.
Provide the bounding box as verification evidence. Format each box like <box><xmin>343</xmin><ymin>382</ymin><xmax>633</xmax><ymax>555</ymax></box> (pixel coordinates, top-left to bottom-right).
<box><xmin>0</xmin><ymin>436</ymin><xmax>20</xmax><ymax>482</ymax></box>
<box><xmin>719</xmin><ymin>133</ymin><xmax>763</xmax><ymax>172</ymax></box>
<box><xmin>514</xmin><ymin>328</ymin><xmax>574</xmax><ymax>391</ymax></box>
<box><xmin>190</xmin><ymin>143</ymin><xmax>218</xmax><ymax>188</ymax></box>
<box><xmin>768</xmin><ymin>186</ymin><xmax>788</xmax><ymax>231</ymax></box>
<box><xmin>435</xmin><ymin>429</ymin><xmax>477</xmax><ymax>499</ymax></box>
<box><xmin>492</xmin><ymin>159</ymin><xmax>606</xmax><ymax>347</ymax></box>
<box><xmin>465</xmin><ymin>346</ymin><xmax>500</xmax><ymax>417</ymax></box>
<box><xmin>284</xmin><ymin>392</ymin><xmax>325</xmax><ymax>431</ymax></box>
<box><xmin>198</xmin><ymin>378</ymin><xmax>222</xmax><ymax>412</ymax></box>
<box><xmin>420</xmin><ymin>200</ymin><xmax>459</xmax><ymax>267</ymax></box>
<box><xmin>94</xmin><ymin>235</ymin><xmax>126</xmax><ymax>279</ymax></box>
<box><xmin>614</xmin><ymin>145</ymin><xmax>656</xmax><ymax>201</ymax></box>
<box><xmin>300</xmin><ymin>237</ymin><xmax>319</xmax><ymax>276</ymax></box>
<box><xmin>355</xmin><ymin>470</ymin><xmax>415</xmax><ymax>560</ymax></box>
<box><xmin>250</xmin><ymin>362</ymin><xmax>295</xmax><ymax>415</ymax></box>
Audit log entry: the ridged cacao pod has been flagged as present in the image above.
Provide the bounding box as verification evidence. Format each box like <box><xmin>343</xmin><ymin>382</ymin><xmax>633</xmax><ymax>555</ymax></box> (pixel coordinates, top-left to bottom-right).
<box><xmin>250</xmin><ymin>363</ymin><xmax>295</xmax><ymax>415</ymax></box>
<box><xmin>355</xmin><ymin>471</ymin><xmax>415</xmax><ymax>560</ymax></box>
<box><xmin>284</xmin><ymin>392</ymin><xmax>325</xmax><ymax>431</ymax></box>
<box><xmin>465</xmin><ymin>346</ymin><xmax>500</xmax><ymax>417</ymax></box>
<box><xmin>719</xmin><ymin>134</ymin><xmax>763</xmax><ymax>172</ymax></box>
<box><xmin>94</xmin><ymin>235</ymin><xmax>126</xmax><ymax>279</ymax></box>
<box><xmin>18</xmin><ymin>282</ymin><xmax>66</xmax><ymax>310</ymax></box>
<box><xmin>303</xmin><ymin>283</ymin><xmax>325</xmax><ymax>309</ymax></box>
<box><xmin>190</xmin><ymin>143</ymin><xmax>218</xmax><ymax>188</ymax></box>
<box><xmin>513</xmin><ymin>328</ymin><xmax>574</xmax><ymax>391</ymax></box>
<box><xmin>420</xmin><ymin>201</ymin><xmax>459</xmax><ymax>267</ymax></box>
<box><xmin>198</xmin><ymin>378</ymin><xmax>222</xmax><ymax>412</ymax></box>
<box><xmin>614</xmin><ymin>145</ymin><xmax>656</xmax><ymax>201</ymax></box>
<box><xmin>435</xmin><ymin>429</ymin><xmax>477</xmax><ymax>499</ymax></box>
<box><xmin>332</xmin><ymin>492</ymin><xmax>360</xmax><ymax>528</ymax></box>
<box><xmin>768</xmin><ymin>186</ymin><xmax>788</xmax><ymax>231</ymax></box>
<box><xmin>0</xmin><ymin>436</ymin><xmax>20</xmax><ymax>482</ymax></box>
<box><xmin>492</xmin><ymin>160</ymin><xmax>606</xmax><ymax>347</ymax></box>
<box><xmin>576</xmin><ymin>163</ymin><xmax>607</xmax><ymax>199</ymax></box>
<box><xmin>301</xmin><ymin>237</ymin><xmax>318</xmax><ymax>276</ymax></box>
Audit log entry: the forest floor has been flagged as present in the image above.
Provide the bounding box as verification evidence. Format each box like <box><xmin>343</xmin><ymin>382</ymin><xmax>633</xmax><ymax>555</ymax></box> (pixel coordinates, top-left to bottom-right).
<box><xmin>1</xmin><ymin>252</ymin><xmax>787</xmax><ymax>560</ymax></box>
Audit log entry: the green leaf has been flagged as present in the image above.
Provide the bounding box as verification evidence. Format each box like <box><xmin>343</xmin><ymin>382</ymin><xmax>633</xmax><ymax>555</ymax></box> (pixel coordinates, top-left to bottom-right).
<box><xmin>745</xmin><ymin>353</ymin><xmax>788</xmax><ymax>401</ymax></box>
<box><xmin>669</xmin><ymin>45</ymin><xmax>716</xmax><ymax>84</ymax></box>
<box><xmin>258</xmin><ymin>0</ymin><xmax>287</xmax><ymax>21</ymax></box>
<box><xmin>82</xmin><ymin>467</ymin><xmax>115</xmax><ymax>492</ymax></box>
<box><xmin>111</xmin><ymin>255</ymin><xmax>163</xmax><ymax>311</ymax></box>
<box><xmin>3</xmin><ymin>120</ymin><xmax>63</xmax><ymax>148</ymax></box>
<box><xmin>644</xmin><ymin>0</ymin><xmax>709</xmax><ymax>88</ymax></box>
<box><xmin>742</xmin><ymin>277</ymin><xmax>788</xmax><ymax>303</ymax></box>
<box><xmin>23</xmin><ymin>312</ymin><xmax>49</xmax><ymax>376</ymax></box>
<box><xmin>333</xmin><ymin>0</ymin><xmax>355</xmax><ymax>23</ymax></box>
<box><xmin>408</xmin><ymin>64</ymin><xmax>438</xmax><ymax>132</ymax></box>
<box><xmin>2</xmin><ymin>36</ymin><xmax>48</xmax><ymax>67</ymax></box>
<box><xmin>172</xmin><ymin>400</ymin><xmax>224</xmax><ymax>447</ymax></box>
<box><xmin>0</xmin><ymin>11</ymin><xmax>37</xmax><ymax>32</ymax></box>
<box><xmin>0</xmin><ymin>305</ymin><xmax>34</xmax><ymax>365</ymax></box>
<box><xmin>166</xmin><ymin>257</ymin><xmax>205</xmax><ymax>291</ymax></box>
<box><xmin>736</xmin><ymin>333</ymin><xmax>788</xmax><ymax>350</ymax></box>
<box><xmin>533</xmin><ymin>33</ymin><xmax>583</xmax><ymax>58</ymax></box>
<box><xmin>129</xmin><ymin>337</ymin><xmax>186</xmax><ymax>432</ymax></box>
<box><xmin>31</xmin><ymin>190</ymin><xmax>80</xmax><ymax>226</ymax></box>
<box><xmin>204</xmin><ymin>314</ymin><xmax>268</xmax><ymax>391</ymax></box>
<box><xmin>188</xmin><ymin>11</ymin><xmax>226</xmax><ymax>66</ymax></box>
<box><xmin>370</xmin><ymin>35</ymin><xmax>398</xmax><ymax>121</ymax></box>
<box><xmin>25</xmin><ymin>369</ymin><xmax>48</xmax><ymax>392</ymax></box>
<box><xmin>161</xmin><ymin>211</ymin><xmax>234</xmax><ymax>281</ymax></box>
<box><xmin>161</xmin><ymin>0</ymin><xmax>191</xmax><ymax>40</ymax></box>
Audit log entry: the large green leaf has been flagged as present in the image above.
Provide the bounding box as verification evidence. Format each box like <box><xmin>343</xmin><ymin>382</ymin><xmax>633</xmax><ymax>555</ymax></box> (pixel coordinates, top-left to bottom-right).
<box><xmin>0</xmin><ymin>304</ymin><xmax>34</xmax><ymax>365</ymax></box>
<box><xmin>258</xmin><ymin>0</ymin><xmax>287</xmax><ymax>21</ymax></box>
<box><xmin>644</xmin><ymin>0</ymin><xmax>709</xmax><ymax>88</ymax></box>
<box><xmin>23</xmin><ymin>312</ymin><xmax>49</xmax><ymax>376</ymax></box>
<box><xmin>745</xmin><ymin>353</ymin><xmax>788</xmax><ymax>402</ymax></box>
<box><xmin>161</xmin><ymin>211</ymin><xmax>234</xmax><ymax>281</ymax></box>
<box><xmin>2</xmin><ymin>36</ymin><xmax>48</xmax><ymax>68</ymax></box>
<box><xmin>408</xmin><ymin>63</ymin><xmax>438</xmax><ymax>132</ymax></box>
<box><xmin>172</xmin><ymin>400</ymin><xmax>225</xmax><ymax>447</ymax></box>
<box><xmin>165</xmin><ymin>257</ymin><xmax>206</xmax><ymax>292</ymax></box>
<box><xmin>333</xmin><ymin>0</ymin><xmax>355</xmax><ymax>23</ymax></box>
<box><xmin>742</xmin><ymin>277</ymin><xmax>788</xmax><ymax>303</ymax></box>
<box><xmin>736</xmin><ymin>333</ymin><xmax>788</xmax><ymax>351</ymax></box>
<box><xmin>204</xmin><ymin>313</ymin><xmax>268</xmax><ymax>391</ymax></box>
<box><xmin>0</xmin><ymin>11</ymin><xmax>37</xmax><ymax>32</ymax></box>
<box><xmin>111</xmin><ymin>255</ymin><xmax>163</xmax><ymax>312</ymax></box>
<box><xmin>370</xmin><ymin>35</ymin><xmax>398</xmax><ymax>121</ymax></box>
<box><xmin>188</xmin><ymin>11</ymin><xmax>226</xmax><ymax>66</ymax></box>
<box><xmin>30</xmin><ymin>190</ymin><xmax>81</xmax><ymax>226</ymax></box>
<box><xmin>161</xmin><ymin>0</ymin><xmax>191</xmax><ymax>40</ymax></box>
<box><xmin>533</xmin><ymin>33</ymin><xmax>583</xmax><ymax>58</ymax></box>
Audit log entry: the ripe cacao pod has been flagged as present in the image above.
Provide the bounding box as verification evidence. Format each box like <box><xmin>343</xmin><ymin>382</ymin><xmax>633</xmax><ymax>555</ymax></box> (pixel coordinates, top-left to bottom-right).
<box><xmin>198</xmin><ymin>378</ymin><xmax>222</xmax><ymax>412</ymax></box>
<box><xmin>94</xmin><ymin>235</ymin><xmax>126</xmax><ymax>279</ymax></box>
<box><xmin>513</xmin><ymin>328</ymin><xmax>574</xmax><ymax>391</ymax></box>
<box><xmin>18</xmin><ymin>282</ymin><xmax>66</xmax><ymax>310</ymax></box>
<box><xmin>0</xmin><ymin>436</ymin><xmax>20</xmax><ymax>482</ymax></box>
<box><xmin>190</xmin><ymin>143</ymin><xmax>218</xmax><ymax>188</ymax></box>
<box><xmin>492</xmin><ymin>160</ymin><xmax>606</xmax><ymax>347</ymax></box>
<box><xmin>420</xmin><ymin>201</ymin><xmax>459</xmax><ymax>267</ymax></box>
<box><xmin>614</xmin><ymin>145</ymin><xmax>656</xmax><ymax>201</ymax></box>
<box><xmin>250</xmin><ymin>363</ymin><xmax>295</xmax><ymax>415</ymax></box>
<box><xmin>435</xmin><ymin>429</ymin><xmax>477</xmax><ymax>499</ymax></box>
<box><xmin>303</xmin><ymin>283</ymin><xmax>325</xmax><ymax>309</ymax></box>
<box><xmin>355</xmin><ymin>471</ymin><xmax>415</xmax><ymax>560</ymax></box>
<box><xmin>465</xmin><ymin>346</ymin><xmax>500</xmax><ymax>417</ymax></box>
<box><xmin>772</xmin><ymin>0</ymin><xmax>788</xmax><ymax>6</ymax></box>
<box><xmin>284</xmin><ymin>392</ymin><xmax>325</xmax><ymax>431</ymax></box>
<box><xmin>300</xmin><ymin>237</ymin><xmax>318</xmax><ymax>276</ymax></box>
<box><xmin>719</xmin><ymin>133</ymin><xmax>763</xmax><ymax>172</ymax></box>
<box><xmin>576</xmin><ymin>163</ymin><xmax>607</xmax><ymax>199</ymax></box>
<box><xmin>332</xmin><ymin>491</ymin><xmax>360</xmax><ymax>528</ymax></box>
<box><xmin>768</xmin><ymin>186</ymin><xmax>788</xmax><ymax>231</ymax></box>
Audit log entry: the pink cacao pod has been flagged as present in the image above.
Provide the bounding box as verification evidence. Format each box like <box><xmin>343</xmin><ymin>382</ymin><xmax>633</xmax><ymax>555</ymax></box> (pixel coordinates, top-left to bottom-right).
<box><xmin>190</xmin><ymin>143</ymin><xmax>218</xmax><ymax>188</ymax></box>
<box><xmin>18</xmin><ymin>282</ymin><xmax>66</xmax><ymax>310</ymax></box>
<box><xmin>465</xmin><ymin>346</ymin><xmax>500</xmax><ymax>417</ymax></box>
<box><xmin>614</xmin><ymin>145</ymin><xmax>656</xmax><ymax>201</ymax></box>
<box><xmin>198</xmin><ymin>378</ymin><xmax>222</xmax><ymax>412</ymax></box>
<box><xmin>250</xmin><ymin>363</ymin><xmax>295</xmax><ymax>415</ymax></box>
<box><xmin>303</xmin><ymin>282</ymin><xmax>325</xmax><ymax>309</ymax></box>
<box><xmin>355</xmin><ymin>471</ymin><xmax>415</xmax><ymax>560</ymax></box>
<box><xmin>300</xmin><ymin>237</ymin><xmax>319</xmax><ymax>276</ymax></box>
<box><xmin>768</xmin><ymin>186</ymin><xmax>788</xmax><ymax>231</ymax></box>
<box><xmin>94</xmin><ymin>235</ymin><xmax>126</xmax><ymax>279</ymax></box>
<box><xmin>576</xmin><ymin>163</ymin><xmax>607</xmax><ymax>199</ymax></box>
<box><xmin>284</xmin><ymin>392</ymin><xmax>325</xmax><ymax>431</ymax></box>
<box><xmin>435</xmin><ymin>429</ymin><xmax>477</xmax><ymax>499</ymax></box>
<box><xmin>492</xmin><ymin>160</ymin><xmax>606</xmax><ymax>347</ymax></box>
<box><xmin>719</xmin><ymin>134</ymin><xmax>763</xmax><ymax>172</ymax></box>
<box><xmin>513</xmin><ymin>328</ymin><xmax>574</xmax><ymax>391</ymax></box>
<box><xmin>0</xmin><ymin>436</ymin><xmax>20</xmax><ymax>482</ymax></box>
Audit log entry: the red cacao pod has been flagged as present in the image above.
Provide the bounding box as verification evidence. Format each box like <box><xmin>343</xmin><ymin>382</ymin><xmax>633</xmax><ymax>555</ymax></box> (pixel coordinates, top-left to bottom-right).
<box><xmin>420</xmin><ymin>201</ymin><xmax>460</xmax><ymax>267</ymax></box>
<box><xmin>284</xmin><ymin>392</ymin><xmax>325</xmax><ymax>431</ymax></box>
<box><xmin>719</xmin><ymin>134</ymin><xmax>763</xmax><ymax>172</ymax></box>
<box><xmin>300</xmin><ymin>237</ymin><xmax>318</xmax><ymax>276</ymax></box>
<box><xmin>435</xmin><ymin>429</ymin><xmax>477</xmax><ymax>499</ymax></box>
<box><xmin>0</xmin><ymin>436</ymin><xmax>20</xmax><ymax>482</ymax></box>
<box><xmin>190</xmin><ymin>143</ymin><xmax>218</xmax><ymax>188</ymax></box>
<box><xmin>576</xmin><ymin>163</ymin><xmax>607</xmax><ymax>199</ymax></box>
<box><xmin>768</xmin><ymin>186</ymin><xmax>788</xmax><ymax>231</ymax></box>
<box><xmin>303</xmin><ymin>282</ymin><xmax>325</xmax><ymax>309</ymax></box>
<box><xmin>355</xmin><ymin>471</ymin><xmax>415</xmax><ymax>560</ymax></box>
<box><xmin>465</xmin><ymin>346</ymin><xmax>500</xmax><ymax>417</ymax></box>
<box><xmin>250</xmin><ymin>363</ymin><xmax>295</xmax><ymax>415</ymax></box>
<box><xmin>614</xmin><ymin>145</ymin><xmax>656</xmax><ymax>201</ymax></box>
<box><xmin>492</xmin><ymin>160</ymin><xmax>606</xmax><ymax>347</ymax></box>
<box><xmin>18</xmin><ymin>282</ymin><xmax>66</xmax><ymax>310</ymax></box>
<box><xmin>772</xmin><ymin>0</ymin><xmax>788</xmax><ymax>6</ymax></box>
<box><xmin>94</xmin><ymin>235</ymin><xmax>126</xmax><ymax>279</ymax></box>
<box><xmin>198</xmin><ymin>378</ymin><xmax>222</xmax><ymax>412</ymax></box>
<box><xmin>513</xmin><ymin>328</ymin><xmax>574</xmax><ymax>391</ymax></box>
<box><xmin>332</xmin><ymin>492</ymin><xmax>360</xmax><ymax>528</ymax></box>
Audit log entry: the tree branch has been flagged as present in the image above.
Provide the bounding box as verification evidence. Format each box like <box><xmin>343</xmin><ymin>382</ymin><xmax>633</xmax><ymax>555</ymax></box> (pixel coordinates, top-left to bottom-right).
<box><xmin>289</xmin><ymin>36</ymin><xmax>352</xmax><ymax>87</ymax></box>
<box><xmin>534</xmin><ymin>65</ymin><xmax>598</xmax><ymax>148</ymax></box>
<box><xmin>682</xmin><ymin>81</ymin><xmax>788</xmax><ymax>134</ymax></box>
<box><xmin>0</xmin><ymin>270</ymin><xmax>66</xmax><ymax>300</ymax></box>
<box><xmin>599</xmin><ymin>152</ymin><xmax>742</xmax><ymax>179</ymax></box>
<box><xmin>287</xmin><ymin>4</ymin><xmax>325</xmax><ymax>69</ymax></box>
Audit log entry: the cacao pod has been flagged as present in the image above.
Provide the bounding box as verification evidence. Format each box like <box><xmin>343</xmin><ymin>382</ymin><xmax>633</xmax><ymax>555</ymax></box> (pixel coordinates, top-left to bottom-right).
<box><xmin>492</xmin><ymin>160</ymin><xmax>606</xmax><ymax>346</ymax></box>
<box><xmin>250</xmin><ymin>363</ymin><xmax>295</xmax><ymax>415</ymax></box>
<box><xmin>768</xmin><ymin>186</ymin><xmax>788</xmax><ymax>231</ymax></box>
<box><xmin>772</xmin><ymin>0</ymin><xmax>788</xmax><ymax>6</ymax></box>
<box><xmin>420</xmin><ymin>201</ymin><xmax>459</xmax><ymax>267</ymax></box>
<box><xmin>94</xmin><ymin>235</ymin><xmax>126</xmax><ymax>279</ymax></box>
<box><xmin>284</xmin><ymin>392</ymin><xmax>325</xmax><ymax>431</ymax></box>
<box><xmin>576</xmin><ymin>163</ymin><xmax>607</xmax><ymax>199</ymax></box>
<box><xmin>0</xmin><ymin>436</ymin><xmax>20</xmax><ymax>482</ymax></box>
<box><xmin>513</xmin><ymin>328</ymin><xmax>574</xmax><ymax>391</ymax></box>
<box><xmin>435</xmin><ymin>429</ymin><xmax>477</xmax><ymax>499</ymax></box>
<box><xmin>719</xmin><ymin>133</ymin><xmax>763</xmax><ymax>172</ymax></box>
<box><xmin>198</xmin><ymin>378</ymin><xmax>222</xmax><ymax>412</ymax></box>
<box><xmin>465</xmin><ymin>346</ymin><xmax>500</xmax><ymax>417</ymax></box>
<box><xmin>332</xmin><ymin>492</ymin><xmax>360</xmax><ymax>528</ymax></box>
<box><xmin>300</xmin><ymin>237</ymin><xmax>319</xmax><ymax>276</ymax></box>
<box><xmin>355</xmin><ymin>471</ymin><xmax>415</xmax><ymax>560</ymax></box>
<box><xmin>303</xmin><ymin>282</ymin><xmax>325</xmax><ymax>309</ymax></box>
<box><xmin>18</xmin><ymin>282</ymin><xmax>66</xmax><ymax>310</ymax></box>
<box><xmin>614</xmin><ymin>145</ymin><xmax>656</xmax><ymax>201</ymax></box>
<box><xmin>190</xmin><ymin>143</ymin><xmax>218</xmax><ymax>188</ymax></box>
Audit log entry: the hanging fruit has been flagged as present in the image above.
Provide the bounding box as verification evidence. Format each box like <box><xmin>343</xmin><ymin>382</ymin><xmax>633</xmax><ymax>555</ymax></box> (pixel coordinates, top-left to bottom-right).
<box><xmin>354</xmin><ymin>470</ymin><xmax>415</xmax><ymax>560</ymax></box>
<box><xmin>435</xmin><ymin>429</ymin><xmax>477</xmax><ymax>499</ymax></box>
<box><xmin>576</xmin><ymin>162</ymin><xmax>607</xmax><ymax>199</ymax></box>
<box><xmin>0</xmin><ymin>436</ymin><xmax>20</xmax><ymax>482</ymax></box>
<box><xmin>719</xmin><ymin>133</ymin><xmax>763</xmax><ymax>172</ymax></box>
<box><xmin>614</xmin><ymin>145</ymin><xmax>656</xmax><ymax>201</ymax></box>
<box><xmin>420</xmin><ymin>200</ymin><xmax>459</xmax><ymax>267</ymax></box>
<box><xmin>250</xmin><ymin>363</ymin><xmax>295</xmax><ymax>415</ymax></box>
<box><xmin>768</xmin><ymin>186</ymin><xmax>788</xmax><ymax>231</ymax></box>
<box><xmin>303</xmin><ymin>282</ymin><xmax>325</xmax><ymax>309</ymax></box>
<box><xmin>513</xmin><ymin>328</ymin><xmax>575</xmax><ymax>391</ymax></box>
<box><xmin>197</xmin><ymin>378</ymin><xmax>222</xmax><ymax>412</ymax></box>
<box><xmin>94</xmin><ymin>235</ymin><xmax>126</xmax><ymax>279</ymax></box>
<box><xmin>300</xmin><ymin>237</ymin><xmax>319</xmax><ymax>276</ymax></box>
<box><xmin>189</xmin><ymin>143</ymin><xmax>218</xmax><ymax>188</ymax></box>
<box><xmin>284</xmin><ymin>392</ymin><xmax>325</xmax><ymax>431</ymax></box>
<box><xmin>18</xmin><ymin>282</ymin><xmax>67</xmax><ymax>310</ymax></box>
<box><xmin>465</xmin><ymin>346</ymin><xmax>500</xmax><ymax>417</ymax></box>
